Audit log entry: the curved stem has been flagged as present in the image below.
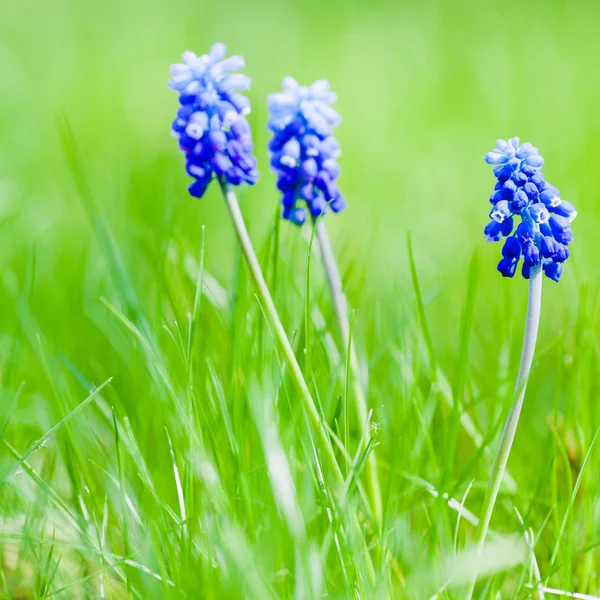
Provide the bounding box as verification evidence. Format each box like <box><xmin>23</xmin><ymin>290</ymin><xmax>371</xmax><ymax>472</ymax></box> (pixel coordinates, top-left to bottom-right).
<box><xmin>315</xmin><ymin>219</ymin><xmax>383</xmax><ymax>530</ymax></box>
<box><xmin>219</xmin><ymin>181</ymin><xmax>345</xmax><ymax>487</ymax></box>
<box><xmin>466</xmin><ymin>265</ymin><xmax>543</xmax><ymax>598</ymax></box>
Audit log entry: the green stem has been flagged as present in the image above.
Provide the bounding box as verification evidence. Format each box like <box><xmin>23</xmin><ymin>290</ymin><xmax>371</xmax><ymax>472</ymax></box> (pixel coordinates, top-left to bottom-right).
<box><xmin>315</xmin><ymin>219</ymin><xmax>383</xmax><ymax>530</ymax></box>
<box><xmin>219</xmin><ymin>181</ymin><xmax>344</xmax><ymax>487</ymax></box>
<box><xmin>466</xmin><ymin>264</ymin><xmax>543</xmax><ymax>598</ymax></box>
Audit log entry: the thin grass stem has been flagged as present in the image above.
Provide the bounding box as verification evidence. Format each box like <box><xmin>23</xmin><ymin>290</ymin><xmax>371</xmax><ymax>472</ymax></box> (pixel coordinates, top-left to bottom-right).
<box><xmin>314</xmin><ymin>218</ymin><xmax>383</xmax><ymax>530</ymax></box>
<box><xmin>219</xmin><ymin>180</ymin><xmax>345</xmax><ymax>488</ymax></box>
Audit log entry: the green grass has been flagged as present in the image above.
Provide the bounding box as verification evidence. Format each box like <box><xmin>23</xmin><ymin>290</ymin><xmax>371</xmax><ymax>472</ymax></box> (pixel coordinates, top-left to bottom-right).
<box><xmin>2</xmin><ymin>0</ymin><xmax>600</xmax><ymax>597</ymax></box>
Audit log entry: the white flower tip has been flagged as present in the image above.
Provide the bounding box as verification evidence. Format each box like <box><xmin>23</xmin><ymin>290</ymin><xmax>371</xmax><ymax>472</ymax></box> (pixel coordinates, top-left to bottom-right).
<box><xmin>281</xmin><ymin>156</ymin><xmax>296</xmax><ymax>168</ymax></box>
<box><xmin>181</xmin><ymin>50</ymin><xmax>197</xmax><ymax>64</ymax></box>
<box><xmin>209</xmin><ymin>42</ymin><xmax>227</xmax><ymax>59</ymax></box>
<box><xmin>185</xmin><ymin>123</ymin><xmax>204</xmax><ymax>140</ymax></box>
<box><xmin>282</xmin><ymin>76</ymin><xmax>299</xmax><ymax>89</ymax></box>
<box><xmin>311</xmin><ymin>79</ymin><xmax>331</xmax><ymax>91</ymax></box>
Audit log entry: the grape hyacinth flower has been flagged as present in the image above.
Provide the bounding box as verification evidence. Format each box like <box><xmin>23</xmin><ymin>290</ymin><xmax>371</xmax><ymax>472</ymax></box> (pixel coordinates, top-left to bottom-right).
<box><xmin>483</xmin><ymin>137</ymin><xmax>576</xmax><ymax>282</ymax></box>
<box><xmin>167</xmin><ymin>46</ymin><xmax>350</xmax><ymax>505</ymax></box>
<box><xmin>169</xmin><ymin>43</ymin><xmax>259</xmax><ymax>198</ymax></box>
<box><xmin>267</xmin><ymin>77</ymin><xmax>346</xmax><ymax>225</ymax></box>
<box><xmin>467</xmin><ymin>137</ymin><xmax>578</xmax><ymax>599</ymax></box>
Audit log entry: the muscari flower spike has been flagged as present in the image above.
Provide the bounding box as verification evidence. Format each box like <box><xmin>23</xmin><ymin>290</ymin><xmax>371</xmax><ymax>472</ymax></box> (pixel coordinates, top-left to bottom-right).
<box><xmin>483</xmin><ymin>138</ymin><xmax>576</xmax><ymax>282</ymax></box>
<box><xmin>169</xmin><ymin>43</ymin><xmax>259</xmax><ymax>198</ymax></box>
<box><xmin>267</xmin><ymin>77</ymin><xmax>346</xmax><ymax>226</ymax></box>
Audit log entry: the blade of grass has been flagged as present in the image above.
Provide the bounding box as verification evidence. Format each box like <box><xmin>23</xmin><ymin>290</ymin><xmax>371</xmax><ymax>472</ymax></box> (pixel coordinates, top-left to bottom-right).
<box><xmin>0</xmin><ymin>378</ymin><xmax>112</xmax><ymax>490</ymax></box>
<box><xmin>547</xmin><ymin>427</ymin><xmax>600</xmax><ymax>577</ymax></box>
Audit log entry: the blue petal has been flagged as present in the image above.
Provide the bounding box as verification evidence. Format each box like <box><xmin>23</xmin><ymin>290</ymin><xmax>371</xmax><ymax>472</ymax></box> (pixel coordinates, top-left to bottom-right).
<box><xmin>502</xmin><ymin>236</ymin><xmax>522</xmax><ymax>258</ymax></box>
<box><xmin>529</xmin><ymin>202</ymin><xmax>550</xmax><ymax>224</ymax></box>
<box><xmin>289</xmin><ymin>207</ymin><xmax>306</xmax><ymax>226</ymax></box>
<box><xmin>207</xmin><ymin>130</ymin><xmax>227</xmax><ymax>152</ymax></box>
<box><xmin>530</xmin><ymin>172</ymin><xmax>545</xmax><ymax>189</ymax></box>
<box><xmin>516</xmin><ymin>221</ymin><xmax>534</xmax><ymax>246</ymax></box>
<box><xmin>209</xmin><ymin>43</ymin><xmax>227</xmax><ymax>62</ymax></box>
<box><xmin>490</xmin><ymin>200</ymin><xmax>511</xmax><ymax>223</ymax></box>
<box><xmin>523</xmin><ymin>182</ymin><xmax>539</xmax><ymax>200</ymax></box>
<box><xmin>544</xmin><ymin>261</ymin><xmax>563</xmax><ymax>282</ymax></box>
<box><xmin>554</xmin><ymin>244</ymin><xmax>570</xmax><ymax>263</ymax></box>
<box><xmin>514</xmin><ymin>171</ymin><xmax>529</xmax><ymax>186</ymax></box>
<box><xmin>484</xmin><ymin>151</ymin><xmax>509</xmax><ymax>165</ymax></box>
<box><xmin>498</xmin><ymin>256</ymin><xmax>518</xmax><ymax>278</ymax></box>
<box><xmin>299</xmin><ymin>158</ymin><xmax>318</xmax><ymax>180</ymax></box>
<box><xmin>220</xmin><ymin>73</ymin><xmax>251</xmax><ymax>92</ymax></box>
<box><xmin>540</xmin><ymin>187</ymin><xmax>561</xmax><ymax>207</ymax></box>
<box><xmin>500</xmin><ymin>217</ymin><xmax>514</xmax><ymax>237</ymax></box>
<box><xmin>214</xmin><ymin>56</ymin><xmax>245</xmax><ymax>75</ymax></box>
<box><xmin>501</xmin><ymin>180</ymin><xmax>517</xmax><ymax>199</ymax></box>
<box><xmin>282</xmin><ymin>139</ymin><xmax>301</xmax><ymax>159</ymax></box>
<box><xmin>495</xmin><ymin>139</ymin><xmax>509</xmax><ymax>153</ymax></box>
<box><xmin>549</xmin><ymin>214</ymin><xmax>571</xmax><ymax>232</ymax></box>
<box><xmin>524</xmin><ymin>154</ymin><xmax>544</xmax><ymax>168</ymax></box>
<box><xmin>523</xmin><ymin>245</ymin><xmax>540</xmax><ymax>267</ymax></box>
<box><xmin>541</xmin><ymin>236</ymin><xmax>560</xmax><ymax>259</ymax></box>
<box><xmin>189</xmin><ymin>178</ymin><xmax>211</xmax><ymax>198</ymax></box>
<box><xmin>309</xmin><ymin>196</ymin><xmax>328</xmax><ymax>217</ymax></box>
<box><xmin>331</xmin><ymin>196</ymin><xmax>347</xmax><ymax>213</ymax></box>
<box><xmin>509</xmin><ymin>190</ymin><xmax>529</xmax><ymax>212</ymax></box>
<box><xmin>516</xmin><ymin>142</ymin><xmax>534</xmax><ymax>158</ymax></box>
<box><xmin>484</xmin><ymin>220</ymin><xmax>503</xmax><ymax>242</ymax></box>
<box><xmin>552</xmin><ymin>200</ymin><xmax>577</xmax><ymax>221</ymax></box>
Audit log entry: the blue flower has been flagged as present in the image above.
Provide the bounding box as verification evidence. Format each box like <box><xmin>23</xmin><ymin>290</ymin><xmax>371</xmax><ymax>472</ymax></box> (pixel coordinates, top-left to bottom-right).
<box><xmin>267</xmin><ymin>77</ymin><xmax>346</xmax><ymax>225</ymax></box>
<box><xmin>483</xmin><ymin>138</ymin><xmax>575</xmax><ymax>282</ymax></box>
<box><xmin>169</xmin><ymin>44</ymin><xmax>259</xmax><ymax>198</ymax></box>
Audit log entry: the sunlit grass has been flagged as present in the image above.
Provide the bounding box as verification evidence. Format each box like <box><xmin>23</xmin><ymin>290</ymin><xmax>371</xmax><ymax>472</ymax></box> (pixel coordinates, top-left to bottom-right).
<box><xmin>2</xmin><ymin>0</ymin><xmax>600</xmax><ymax>597</ymax></box>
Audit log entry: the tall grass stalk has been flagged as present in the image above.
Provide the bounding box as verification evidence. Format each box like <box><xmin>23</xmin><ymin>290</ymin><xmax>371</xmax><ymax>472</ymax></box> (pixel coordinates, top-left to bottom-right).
<box><xmin>219</xmin><ymin>180</ymin><xmax>345</xmax><ymax>488</ymax></box>
<box><xmin>466</xmin><ymin>264</ymin><xmax>543</xmax><ymax>598</ymax></box>
<box><xmin>314</xmin><ymin>218</ymin><xmax>383</xmax><ymax>530</ymax></box>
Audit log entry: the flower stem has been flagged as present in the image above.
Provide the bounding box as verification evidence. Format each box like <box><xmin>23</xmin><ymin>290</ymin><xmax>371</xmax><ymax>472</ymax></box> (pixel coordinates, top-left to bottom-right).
<box><xmin>314</xmin><ymin>219</ymin><xmax>383</xmax><ymax>531</ymax></box>
<box><xmin>219</xmin><ymin>181</ymin><xmax>345</xmax><ymax>487</ymax></box>
<box><xmin>466</xmin><ymin>264</ymin><xmax>543</xmax><ymax>598</ymax></box>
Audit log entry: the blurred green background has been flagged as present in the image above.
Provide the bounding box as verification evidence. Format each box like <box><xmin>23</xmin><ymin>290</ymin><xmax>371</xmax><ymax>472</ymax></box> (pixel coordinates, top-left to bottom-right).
<box><xmin>1</xmin><ymin>0</ymin><xmax>600</xmax><ymax>596</ymax></box>
<box><xmin>1</xmin><ymin>0</ymin><xmax>598</xmax><ymax>435</ymax></box>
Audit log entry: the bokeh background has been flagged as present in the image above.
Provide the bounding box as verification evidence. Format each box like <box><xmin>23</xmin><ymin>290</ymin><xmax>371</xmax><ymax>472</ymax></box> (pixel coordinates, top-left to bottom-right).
<box><xmin>2</xmin><ymin>0</ymin><xmax>598</xmax><ymax>443</ymax></box>
<box><xmin>1</xmin><ymin>0</ymin><xmax>600</xmax><ymax>595</ymax></box>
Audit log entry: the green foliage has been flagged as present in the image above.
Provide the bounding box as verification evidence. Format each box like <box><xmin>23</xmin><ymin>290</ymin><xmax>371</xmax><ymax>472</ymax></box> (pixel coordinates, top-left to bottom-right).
<box><xmin>1</xmin><ymin>0</ymin><xmax>600</xmax><ymax>597</ymax></box>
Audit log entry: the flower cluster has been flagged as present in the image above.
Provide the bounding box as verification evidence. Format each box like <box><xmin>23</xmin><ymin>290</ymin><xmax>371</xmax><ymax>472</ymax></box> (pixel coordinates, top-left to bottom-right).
<box><xmin>484</xmin><ymin>138</ymin><xmax>576</xmax><ymax>282</ymax></box>
<box><xmin>169</xmin><ymin>43</ymin><xmax>259</xmax><ymax>198</ymax></box>
<box><xmin>267</xmin><ymin>77</ymin><xmax>346</xmax><ymax>225</ymax></box>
